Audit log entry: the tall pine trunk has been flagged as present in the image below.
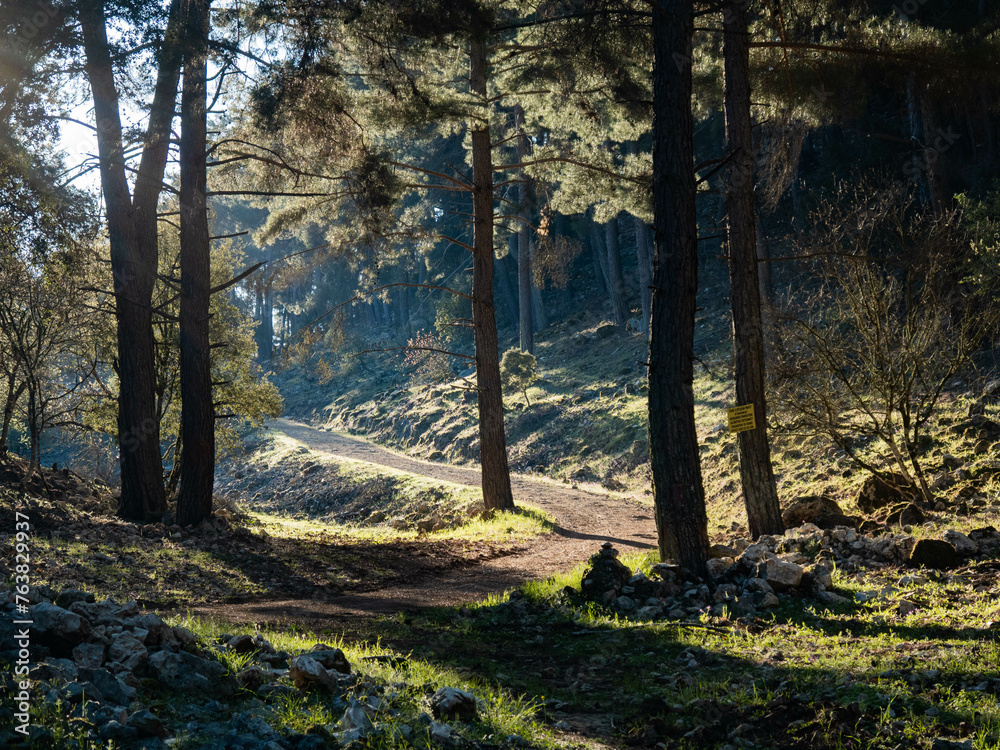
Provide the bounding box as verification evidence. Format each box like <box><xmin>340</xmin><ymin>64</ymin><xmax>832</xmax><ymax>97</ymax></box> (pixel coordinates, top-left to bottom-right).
<box><xmin>176</xmin><ymin>0</ymin><xmax>214</xmax><ymax>527</ymax></box>
<box><xmin>470</xmin><ymin>38</ymin><xmax>515</xmax><ymax>512</ymax></box>
<box><xmin>648</xmin><ymin>0</ymin><xmax>710</xmax><ymax>574</ymax></box>
<box><xmin>723</xmin><ymin>0</ymin><xmax>783</xmax><ymax>538</ymax></box>
<box><xmin>80</xmin><ymin>0</ymin><xmax>183</xmax><ymax>521</ymax></box>
<box><xmin>605</xmin><ymin>213</ymin><xmax>628</xmax><ymax>333</ymax></box>
<box><xmin>1</xmin><ymin>375</ymin><xmax>24</xmax><ymax>457</ymax></box>
<box><xmin>633</xmin><ymin>216</ymin><xmax>653</xmax><ymax>333</ymax></box>
<box><xmin>514</xmin><ymin>105</ymin><xmax>534</xmax><ymax>353</ymax></box>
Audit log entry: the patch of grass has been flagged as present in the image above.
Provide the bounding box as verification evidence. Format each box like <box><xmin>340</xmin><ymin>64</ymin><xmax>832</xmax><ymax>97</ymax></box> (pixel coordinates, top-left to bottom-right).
<box><xmin>355</xmin><ymin>566</ymin><xmax>1000</xmax><ymax>750</ymax></box>
<box><xmin>155</xmin><ymin>611</ymin><xmax>557</xmax><ymax>749</ymax></box>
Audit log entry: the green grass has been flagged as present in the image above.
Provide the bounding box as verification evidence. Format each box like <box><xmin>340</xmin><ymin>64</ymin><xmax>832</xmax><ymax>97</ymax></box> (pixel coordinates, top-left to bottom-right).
<box><xmin>148</xmin><ymin>611</ymin><xmax>558</xmax><ymax>750</ymax></box>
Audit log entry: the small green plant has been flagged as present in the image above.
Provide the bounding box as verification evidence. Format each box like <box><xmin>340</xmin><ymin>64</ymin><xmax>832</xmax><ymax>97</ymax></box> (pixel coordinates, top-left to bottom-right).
<box><xmin>500</xmin><ymin>349</ymin><xmax>539</xmax><ymax>407</ymax></box>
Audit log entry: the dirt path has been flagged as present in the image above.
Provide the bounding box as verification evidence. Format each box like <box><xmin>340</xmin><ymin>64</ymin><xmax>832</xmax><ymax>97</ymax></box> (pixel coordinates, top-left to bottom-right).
<box><xmin>189</xmin><ymin>418</ymin><xmax>657</xmax><ymax>629</ymax></box>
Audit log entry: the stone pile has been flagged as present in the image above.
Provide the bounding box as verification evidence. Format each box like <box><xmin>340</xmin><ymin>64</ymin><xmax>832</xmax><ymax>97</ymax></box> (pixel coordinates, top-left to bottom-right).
<box><xmin>0</xmin><ymin>586</ymin><xmax>491</xmax><ymax>750</ymax></box>
<box><xmin>579</xmin><ymin>521</ymin><xmax>1000</xmax><ymax>621</ymax></box>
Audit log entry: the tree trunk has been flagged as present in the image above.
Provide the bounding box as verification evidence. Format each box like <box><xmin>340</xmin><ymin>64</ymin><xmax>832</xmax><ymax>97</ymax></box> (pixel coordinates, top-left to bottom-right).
<box><xmin>530</xmin><ymin>239</ymin><xmax>548</xmax><ymax>331</ymax></box>
<box><xmin>176</xmin><ymin>0</ymin><xmax>214</xmax><ymax>527</ymax></box>
<box><xmin>470</xmin><ymin>37</ymin><xmax>515</xmax><ymax>512</ymax></box>
<box><xmin>554</xmin><ymin>213</ymin><xmax>574</xmax><ymax>317</ymax></box>
<box><xmin>605</xmin><ymin>213</ymin><xmax>628</xmax><ymax>333</ymax></box>
<box><xmin>588</xmin><ymin>211</ymin><xmax>611</xmax><ymax>298</ymax></box>
<box><xmin>496</xmin><ymin>250</ymin><xmax>519</xmax><ymax>330</ymax></box>
<box><xmin>79</xmin><ymin>0</ymin><xmax>182</xmax><ymax>521</ymax></box>
<box><xmin>648</xmin><ymin>0</ymin><xmax>710</xmax><ymax>574</ymax></box>
<box><xmin>627</xmin><ymin>144</ymin><xmax>653</xmax><ymax>333</ymax></box>
<box><xmin>0</xmin><ymin>376</ymin><xmax>24</xmax><ymax>457</ymax></box>
<box><xmin>633</xmin><ymin>215</ymin><xmax>653</xmax><ymax>334</ymax></box>
<box><xmin>514</xmin><ymin>105</ymin><xmax>534</xmax><ymax>353</ymax></box>
<box><xmin>723</xmin><ymin>0</ymin><xmax>784</xmax><ymax>538</ymax></box>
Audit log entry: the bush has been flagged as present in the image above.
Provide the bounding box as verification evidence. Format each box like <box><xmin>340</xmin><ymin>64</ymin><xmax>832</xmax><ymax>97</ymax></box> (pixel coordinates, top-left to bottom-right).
<box><xmin>500</xmin><ymin>349</ymin><xmax>538</xmax><ymax>407</ymax></box>
<box><xmin>770</xmin><ymin>182</ymin><xmax>1000</xmax><ymax>500</ymax></box>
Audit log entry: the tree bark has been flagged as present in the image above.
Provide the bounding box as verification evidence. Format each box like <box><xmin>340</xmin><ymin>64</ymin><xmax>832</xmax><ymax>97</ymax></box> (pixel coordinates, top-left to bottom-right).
<box><xmin>723</xmin><ymin>0</ymin><xmax>784</xmax><ymax>538</ymax></box>
<box><xmin>1</xmin><ymin>376</ymin><xmax>25</xmax><ymax>457</ymax></box>
<box><xmin>530</xmin><ymin>241</ymin><xmax>548</xmax><ymax>332</ymax></box>
<box><xmin>605</xmin><ymin>213</ymin><xmax>628</xmax><ymax>333</ymax></box>
<box><xmin>648</xmin><ymin>0</ymin><xmax>710</xmax><ymax>574</ymax></box>
<box><xmin>176</xmin><ymin>0</ymin><xmax>214</xmax><ymax>527</ymax></box>
<box><xmin>496</xmin><ymin>250</ymin><xmax>519</xmax><ymax>330</ymax></box>
<box><xmin>588</xmin><ymin>211</ymin><xmax>610</xmax><ymax>298</ymax></box>
<box><xmin>633</xmin><ymin>215</ymin><xmax>653</xmax><ymax>334</ymax></box>
<box><xmin>79</xmin><ymin>0</ymin><xmax>182</xmax><ymax>521</ymax></box>
<box><xmin>628</xmin><ymin>144</ymin><xmax>654</xmax><ymax>333</ymax></box>
<box><xmin>514</xmin><ymin>104</ymin><xmax>534</xmax><ymax>353</ymax></box>
<box><xmin>470</xmin><ymin>38</ymin><xmax>515</xmax><ymax>512</ymax></box>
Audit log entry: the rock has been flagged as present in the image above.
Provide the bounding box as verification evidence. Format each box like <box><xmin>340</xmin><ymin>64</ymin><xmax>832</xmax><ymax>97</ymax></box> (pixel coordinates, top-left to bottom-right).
<box><xmin>595</xmin><ymin>323</ymin><xmax>617</xmax><ymax>339</ymax></box>
<box><xmin>757</xmin><ymin>592</ymin><xmax>780</xmax><ymax>609</ymax></box>
<box><xmin>580</xmin><ymin>545</ymin><xmax>632</xmax><ymax>598</ymax></box>
<box><xmin>339</xmin><ymin>699</ymin><xmax>374</xmax><ymax>735</ymax></box>
<box><xmin>77</xmin><ymin>667</ymin><xmax>135</xmax><ymax>706</ymax></box>
<box><xmin>909</xmin><ymin>539</ymin><xmax>958</xmax><ymax>570</ymax></box>
<box><xmin>430</xmin><ymin>721</ymin><xmax>457</xmax><ymax>746</ymax></box>
<box><xmin>226</xmin><ymin>634</ymin><xmax>258</xmax><ymax>654</ymax></box>
<box><xmin>54</xmin><ymin>589</ymin><xmax>95</xmax><ymax>609</ymax></box>
<box><xmin>855</xmin><ymin>473</ymin><xmax>916</xmax><ymax>514</ymax></box>
<box><xmin>650</xmin><ymin>563</ymin><xmax>683</xmax><ymax>582</ymax></box>
<box><xmin>431</xmin><ymin>687</ymin><xmax>478</xmax><ymax>722</ymax></box>
<box><xmin>782</xmin><ymin>496</ymin><xmax>843</xmax><ymax>529</ymax></box>
<box><xmin>108</xmin><ymin>632</ymin><xmax>148</xmax><ymax>672</ymax></box>
<box><xmin>760</xmin><ymin>558</ymin><xmax>803</xmax><ymax>591</ymax></box>
<box><xmin>816</xmin><ymin>591</ymin><xmax>851</xmax><ymax>605</ymax></box>
<box><xmin>706</xmin><ymin>557</ymin><xmax>734</xmax><ymax>580</ymax></box>
<box><xmin>942</xmin><ymin>453</ymin><xmax>962</xmax><ymax>470</ymax></box>
<box><xmin>99</xmin><ymin>721</ymin><xmax>139</xmax><ymax>744</ymax></box>
<box><xmin>943</xmin><ymin>530</ymin><xmax>979</xmax><ymax>556</ymax></box>
<box><xmin>236</xmin><ymin>666</ymin><xmax>271</xmax><ymax>692</ymax></box>
<box><xmin>969</xmin><ymin>526</ymin><xmax>1000</xmax><ymax>549</ymax></box>
<box><xmin>127</xmin><ymin>710</ymin><xmax>167</xmax><ymax>738</ymax></box>
<box><xmin>72</xmin><ymin>642</ymin><xmax>105</xmax><ymax>669</ymax></box>
<box><xmin>147</xmin><ymin>650</ymin><xmax>237</xmax><ymax>697</ymax></box>
<box><xmin>613</xmin><ymin>596</ymin><xmax>636</xmax><ymax>611</ymax></box>
<box><xmin>708</xmin><ymin>544</ymin><xmax>737</xmax><ymax>559</ymax></box>
<box><xmin>306</xmin><ymin>648</ymin><xmax>351</xmax><ymax>674</ymax></box>
<box><xmin>288</xmin><ymin>655</ymin><xmax>341</xmax><ymax>693</ymax></box>
<box><xmin>31</xmin><ymin>602</ymin><xmax>91</xmax><ymax>646</ymax></box>
<box><xmin>885</xmin><ymin>503</ymin><xmax>925</xmax><ymax>527</ymax></box>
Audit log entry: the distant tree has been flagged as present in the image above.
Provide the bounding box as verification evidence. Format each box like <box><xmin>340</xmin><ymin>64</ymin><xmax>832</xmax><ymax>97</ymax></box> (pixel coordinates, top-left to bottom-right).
<box><xmin>500</xmin><ymin>349</ymin><xmax>538</xmax><ymax>407</ymax></box>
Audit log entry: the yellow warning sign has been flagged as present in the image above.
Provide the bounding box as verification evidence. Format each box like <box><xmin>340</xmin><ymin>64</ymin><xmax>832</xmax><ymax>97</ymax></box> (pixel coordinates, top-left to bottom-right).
<box><xmin>727</xmin><ymin>403</ymin><xmax>756</xmax><ymax>434</ymax></box>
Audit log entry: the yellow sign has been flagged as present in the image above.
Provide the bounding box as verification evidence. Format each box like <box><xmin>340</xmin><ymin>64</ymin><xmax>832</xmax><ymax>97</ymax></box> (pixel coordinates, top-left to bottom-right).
<box><xmin>727</xmin><ymin>403</ymin><xmax>756</xmax><ymax>434</ymax></box>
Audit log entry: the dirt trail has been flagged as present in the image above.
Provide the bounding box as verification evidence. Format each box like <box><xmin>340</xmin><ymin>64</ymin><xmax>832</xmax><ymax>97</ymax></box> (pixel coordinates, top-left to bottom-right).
<box><xmin>189</xmin><ymin>418</ymin><xmax>657</xmax><ymax>629</ymax></box>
